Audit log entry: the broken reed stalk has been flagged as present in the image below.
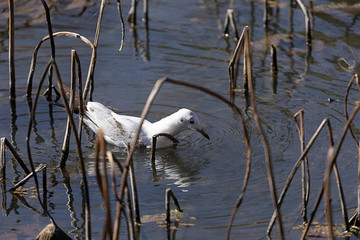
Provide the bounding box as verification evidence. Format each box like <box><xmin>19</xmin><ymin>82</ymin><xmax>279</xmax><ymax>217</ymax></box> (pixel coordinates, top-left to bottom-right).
<box><xmin>344</xmin><ymin>74</ymin><xmax>360</xmax><ymax>146</ymax></box>
<box><xmin>245</xmin><ymin>35</ymin><xmax>284</xmax><ymax>240</ymax></box>
<box><xmin>228</xmin><ymin>26</ymin><xmax>249</xmax><ymax>93</ymax></box>
<box><xmin>8</xmin><ymin>0</ymin><xmax>16</xmax><ymax>100</ymax></box>
<box><xmin>295</xmin><ymin>0</ymin><xmax>311</xmax><ymax>44</ymax></box>
<box><xmin>8</xmin><ymin>164</ymin><xmax>46</xmax><ymax>192</ymax></box>
<box><xmin>0</xmin><ymin>137</ymin><xmax>30</xmax><ymax>180</ymax></box>
<box><xmin>165</xmin><ymin>188</ymin><xmax>183</xmax><ymax>224</ymax></box>
<box><xmin>150</xmin><ymin>133</ymin><xmax>179</xmax><ymax>161</ymax></box>
<box><xmin>26</xmin><ymin>31</ymin><xmax>94</xmax><ymax>99</ymax></box>
<box><xmin>110</xmin><ymin>77</ymin><xmax>250</xmax><ymax>240</ymax></box>
<box><xmin>95</xmin><ymin>129</ymin><xmax>113</xmax><ymax>239</ymax></box>
<box><xmin>294</xmin><ymin>110</ymin><xmax>310</xmax><ymax>223</ymax></box>
<box><xmin>301</xmin><ymin>104</ymin><xmax>360</xmax><ymax>239</ymax></box>
<box><xmin>223</xmin><ymin>9</ymin><xmax>239</xmax><ymax>40</ymax></box>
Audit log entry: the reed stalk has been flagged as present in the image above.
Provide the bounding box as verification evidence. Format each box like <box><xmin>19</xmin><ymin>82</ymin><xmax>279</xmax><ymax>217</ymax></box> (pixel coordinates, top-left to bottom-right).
<box><xmin>165</xmin><ymin>188</ymin><xmax>182</xmax><ymax>224</ymax></box>
<box><xmin>294</xmin><ymin>110</ymin><xmax>310</xmax><ymax>224</ymax></box>
<box><xmin>8</xmin><ymin>0</ymin><xmax>15</xmax><ymax>101</ymax></box>
<box><xmin>223</xmin><ymin>9</ymin><xmax>239</xmax><ymax>40</ymax></box>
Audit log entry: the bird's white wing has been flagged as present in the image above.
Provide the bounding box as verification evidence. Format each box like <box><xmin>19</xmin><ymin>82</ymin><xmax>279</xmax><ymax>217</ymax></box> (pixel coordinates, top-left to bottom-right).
<box><xmin>111</xmin><ymin>112</ymin><xmax>153</xmax><ymax>147</ymax></box>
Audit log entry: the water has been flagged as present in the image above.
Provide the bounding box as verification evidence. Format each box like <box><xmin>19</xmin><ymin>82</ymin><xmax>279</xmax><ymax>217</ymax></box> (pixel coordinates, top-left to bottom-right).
<box><xmin>1</xmin><ymin>0</ymin><xmax>360</xmax><ymax>239</ymax></box>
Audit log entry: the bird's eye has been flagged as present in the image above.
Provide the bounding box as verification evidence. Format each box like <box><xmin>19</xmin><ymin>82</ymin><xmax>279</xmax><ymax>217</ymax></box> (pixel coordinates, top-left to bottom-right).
<box><xmin>180</xmin><ymin>117</ymin><xmax>184</xmax><ymax>123</ymax></box>
<box><xmin>189</xmin><ymin>119</ymin><xmax>195</xmax><ymax>124</ymax></box>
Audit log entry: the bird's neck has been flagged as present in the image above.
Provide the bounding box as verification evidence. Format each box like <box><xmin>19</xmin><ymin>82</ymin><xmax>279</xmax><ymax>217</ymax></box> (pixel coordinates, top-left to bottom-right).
<box><xmin>151</xmin><ymin>114</ymin><xmax>183</xmax><ymax>137</ymax></box>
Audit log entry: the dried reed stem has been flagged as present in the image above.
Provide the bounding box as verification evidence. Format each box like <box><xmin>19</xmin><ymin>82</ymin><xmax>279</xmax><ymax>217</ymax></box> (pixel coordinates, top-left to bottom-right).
<box><xmin>245</xmin><ymin>35</ymin><xmax>283</xmax><ymax>239</ymax></box>
<box><xmin>117</xmin><ymin>0</ymin><xmax>125</xmax><ymax>52</ymax></box>
<box><xmin>165</xmin><ymin>188</ymin><xmax>182</xmax><ymax>224</ymax></box>
<box><xmin>128</xmin><ymin>145</ymin><xmax>141</xmax><ymax>225</ymax></box>
<box><xmin>95</xmin><ymin>129</ymin><xmax>113</xmax><ymax>239</ymax></box>
<box><xmin>40</xmin><ymin>0</ymin><xmax>56</xmax><ymax>101</ymax></box>
<box><xmin>143</xmin><ymin>0</ymin><xmax>148</xmax><ymax>22</ymax></box>
<box><xmin>228</xmin><ymin>27</ymin><xmax>248</xmax><ymax>92</ymax></box>
<box><xmin>344</xmin><ymin>74</ymin><xmax>360</xmax><ymax>146</ymax></box>
<box><xmin>42</xmin><ymin>167</ymin><xmax>47</xmax><ymax>214</ymax></box>
<box><xmin>8</xmin><ymin>164</ymin><xmax>46</xmax><ymax>192</ymax></box>
<box><xmin>26</xmin><ymin>31</ymin><xmax>94</xmax><ymax>98</ymax></box>
<box><xmin>223</xmin><ymin>9</ymin><xmax>239</xmax><ymax>40</ymax></box>
<box><xmin>0</xmin><ymin>138</ymin><xmax>4</xmax><ymax>180</ymax></box>
<box><xmin>59</xmin><ymin>51</ymin><xmax>77</xmax><ymax>167</ymax></box>
<box><xmin>295</xmin><ymin>0</ymin><xmax>311</xmax><ymax>44</ymax></box>
<box><xmin>8</xmin><ymin>0</ymin><xmax>15</xmax><ymax>100</ymax></box>
<box><xmin>127</xmin><ymin>0</ymin><xmax>138</xmax><ymax>26</ymax></box>
<box><xmin>150</xmin><ymin>133</ymin><xmax>178</xmax><ymax>161</ymax></box>
<box><xmin>294</xmin><ymin>110</ymin><xmax>310</xmax><ymax>224</ymax></box>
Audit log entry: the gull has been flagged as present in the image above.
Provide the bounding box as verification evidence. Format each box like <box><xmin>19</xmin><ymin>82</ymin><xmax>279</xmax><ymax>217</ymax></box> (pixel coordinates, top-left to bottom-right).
<box><xmin>83</xmin><ymin>101</ymin><xmax>210</xmax><ymax>148</ymax></box>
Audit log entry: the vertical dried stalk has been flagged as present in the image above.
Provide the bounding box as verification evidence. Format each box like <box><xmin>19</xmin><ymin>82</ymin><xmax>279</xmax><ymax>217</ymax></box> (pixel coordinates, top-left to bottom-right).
<box><xmin>95</xmin><ymin>129</ymin><xmax>113</xmax><ymax>239</ymax></box>
<box><xmin>127</xmin><ymin>0</ymin><xmax>138</xmax><ymax>26</ymax></box>
<box><xmin>8</xmin><ymin>0</ymin><xmax>16</xmax><ymax>100</ymax></box>
<box><xmin>59</xmin><ymin>50</ymin><xmax>76</xmax><ymax>168</ymax></box>
<box><xmin>0</xmin><ymin>138</ymin><xmax>5</xmax><ymax>180</ymax></box>
<box><xmin>143</xmin><ymin>0</ymin><xmax>148</xmax><ymax>22</ymax></box>
<box><xmin>295</xmin><ymin>0</ymin><xmax>311</xmax><ymax>44</ymax></box>
<box><xmin>324</xmin><ymin>148</ymin><xmax>335</xmax><ymax>239</ymax></box>
<box><xmin>270</xmin><ymin>45</ymin><xmax>278</xmax><ymax>73</ymax></box>
<box><xmin>271</xmin><ymin>45</ymin><xmax>278</xmax><ymax>93</ymax></box>
<box><xmin>263</xmin><ymin>0</ymin><xmax>270</xmax><ymax>27</ymax></box>
<box><xmin>128</xmin><ymin>145</ymin><xmax>141</xmax><ymax>224</ymax></box>
<box><xmin>83</xmin><ymin>0</ymin><xmax>106</xmax><ymax>101</ymax></box>
<box><xmin>294</xmin><ymin>110</ymin><xmax>310</xmax><ymax>224</ymax></box>
<box><xmin>116</xmin><ymin>0</ymin><xmax>125</xmax><ymax>52</ymax></box>
<box><xmin>42</xmin><ymin>166</ymin><xmax>47</xmax><ymax>214</ymax></box>
<box><xmin>246</xmin><ymin>32</ymin><xmax>283</xmax><ymax>239</ymax></box>
<box><xmin>223</xmin><ymin>9</ymin><xmax>239</xmax><ymax>40</ymax></box>
<box><xmin>344</xmin><ymin>74</ymin><xmax>360</xmax><ymax>146</ymax></box>
<box><xmin>40</xmin><ymin>0</ymin><xmax>56</xmax><ymax>101</ymax></box>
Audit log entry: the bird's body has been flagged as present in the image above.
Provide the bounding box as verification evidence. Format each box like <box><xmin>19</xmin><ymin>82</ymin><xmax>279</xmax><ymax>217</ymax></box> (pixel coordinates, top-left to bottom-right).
<box><xmin>83</xmin><ymin>101</ymin><xmax>209</xmax><ymax>148</ymax></box>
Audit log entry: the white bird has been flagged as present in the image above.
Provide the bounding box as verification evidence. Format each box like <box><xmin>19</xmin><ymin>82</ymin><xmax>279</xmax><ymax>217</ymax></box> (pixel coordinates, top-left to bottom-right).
<box><xmin>83</xmin><ymin>101</ymin><xmax>210</xmax><ymax>148</ymax></box>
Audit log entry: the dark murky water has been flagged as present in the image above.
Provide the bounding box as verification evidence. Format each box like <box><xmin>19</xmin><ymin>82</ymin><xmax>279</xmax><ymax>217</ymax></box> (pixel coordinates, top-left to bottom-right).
<box><xmin>1</xmin><ymin>0</ymin><xmax>360</xmax><ymax>239</ymax></box>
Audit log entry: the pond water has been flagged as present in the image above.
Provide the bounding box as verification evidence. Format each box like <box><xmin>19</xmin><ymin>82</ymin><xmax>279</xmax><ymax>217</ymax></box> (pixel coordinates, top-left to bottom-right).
<box><xmin>1</xmin><ymin>0</ymin><xmax>360</xmax><ymax>239</ymax></box>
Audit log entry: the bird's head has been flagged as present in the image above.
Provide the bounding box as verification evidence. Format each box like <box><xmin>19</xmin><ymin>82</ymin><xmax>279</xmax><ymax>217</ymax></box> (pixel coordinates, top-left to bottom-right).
<box><xmin>177</xmin><ymin>108</ymin><xmax>210</xmax><ymax>140</ymax></box>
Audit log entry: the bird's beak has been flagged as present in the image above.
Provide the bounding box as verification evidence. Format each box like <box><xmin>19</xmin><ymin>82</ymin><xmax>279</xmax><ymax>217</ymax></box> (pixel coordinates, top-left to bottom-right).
<box><xmin>196</xmin><ymin>128</ymin><xmax>210</xmax><ymax>140</ymax></box>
